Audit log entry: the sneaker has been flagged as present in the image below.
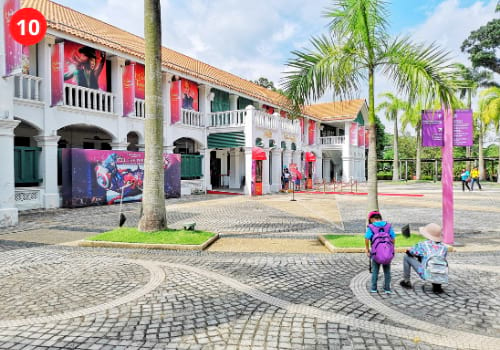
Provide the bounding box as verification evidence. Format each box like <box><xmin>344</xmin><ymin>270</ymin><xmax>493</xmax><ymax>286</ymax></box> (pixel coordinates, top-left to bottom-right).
<box><xmin>432</xmin><ymin>284</ymin><xmax>444</xmax><ymax>294</ymax></box>
<box><xmin>370</xmin><ymin>289</ymin><xmax>378</xmax><ymax>293</ymax></box>
<box><xmin>384</xmin><ymin>290</ymin><xmax>392</xmax><ymax>294</ymax></box>
<box><xmin>400</xmin><ymin>280</ymin><xmax>412</xmax><ymax>289</ymax></box>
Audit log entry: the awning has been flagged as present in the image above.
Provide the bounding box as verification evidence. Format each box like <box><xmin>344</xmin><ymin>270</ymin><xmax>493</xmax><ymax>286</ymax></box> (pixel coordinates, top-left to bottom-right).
<box><xmin>252</xmin><ymin>147</ymin><xmax>267</xmax><ymax>160</ymax></box>
<box><xmin>305</xmin><ymin>152</ymin><xmax>316</xmax><ymax>162</ymax></box>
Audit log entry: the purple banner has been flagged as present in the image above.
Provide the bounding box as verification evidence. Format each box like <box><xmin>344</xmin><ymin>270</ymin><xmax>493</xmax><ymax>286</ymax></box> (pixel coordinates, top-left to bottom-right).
<box><xmin>422</xmin><ymin>110</ymin><xmax>444</xmax><ymax>147</ymax></box>
<box><xmin>453</xmin><ymin>109</ymin><xmax>473</xmax><ymax>146</ymax></box>
<box><xmin>123</xmin><ymin>63</ymin><xmax>135</xmax><ymax>117</ymax></box>
<box><xmin>62</xmin><ymin>149</ymin><xmax>180</xmax><ymax>208</ymax></box>
<box><xmin>3</xmin><ymin>0</ymin><xmax>22</xmax><ymax>76</ymax></box>
<box><xmin>51</xmin><ymin>42</ymin><xmax>64</xmax><ymax>106</ymax></box>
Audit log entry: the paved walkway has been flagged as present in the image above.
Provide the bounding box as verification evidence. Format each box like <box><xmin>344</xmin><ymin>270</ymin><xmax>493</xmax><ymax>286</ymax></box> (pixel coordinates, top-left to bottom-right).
<box><xmin>0</xmin><ymin>181</ymin><xmax>499</xmax><ymax>349</ymax></box>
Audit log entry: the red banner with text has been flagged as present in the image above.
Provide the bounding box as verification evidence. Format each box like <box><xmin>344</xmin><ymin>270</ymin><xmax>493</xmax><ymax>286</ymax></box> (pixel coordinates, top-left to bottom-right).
<box><xmin>308</xmin><ymin>120</ymin><xmax>316</xmax><ymax>145</ymax></box>
<box><xmin>170</xmin><ymin>80</ymin><xmax>182</xmax><ymax>124</ymax></box>
<box><xmin>123</xmin><ymin>63</ymin><xmax>135</xmax><ymax>117</ymax></box>
<box><xmin>3</xmin><ymin>0</ymin><xmax>22</xmax><ymax>75</ymax></box>
<box><xmin>51</xmin><ymin>42</ymin><xmax>64</xmax><ymax>106</ymax></box>
<box><xmin>350</xmin><ymin>122</ymin><xmax>358</xmax><ymax>146</ymax></box>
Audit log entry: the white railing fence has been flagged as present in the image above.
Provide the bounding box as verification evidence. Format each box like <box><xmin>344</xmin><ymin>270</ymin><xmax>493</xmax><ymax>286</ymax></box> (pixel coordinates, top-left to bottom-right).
<box><xmin>255</xmin><ymin>111</ymin><xmax>279</xmax><ymax>130</ymax></box>
<box><xmin>181</xmin><ymin>109</ymin><xmax>204</xmax><ymax>127</ymax></box>
<box><xmin>134</xmin><ymin>98</ymin><xmax>145</xmax><ymax>118</ymax></box>
<box><xmin>13</xmin><ymin>74</ymin><xmax>42</xmax><ymax>101</ymax></box>
<box><xmin>209</xmin><ymin>110</ymin><xmax>246</xmax><ymax>127</ymax></box>
<box><xmin>320</xmin><ymin>136</ymin><xmax>345</xmax><ymax>146</ymax></box>
<box><xmin>64</xmin><ymin>84</ymin><xmax>115</xmax><ymax>113</ymax></box>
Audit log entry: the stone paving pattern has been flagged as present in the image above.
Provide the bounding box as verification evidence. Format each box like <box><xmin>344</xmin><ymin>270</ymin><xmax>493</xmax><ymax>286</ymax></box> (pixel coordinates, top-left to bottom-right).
<box><xmin>0</xmin><ymin>182</ymin><xmax>499</xmax><ymax>349</ymax></box>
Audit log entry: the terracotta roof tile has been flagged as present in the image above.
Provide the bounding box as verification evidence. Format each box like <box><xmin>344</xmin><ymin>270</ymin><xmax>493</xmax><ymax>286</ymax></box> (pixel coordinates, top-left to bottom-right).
<box><xmin>303</xmin><ymin>99</ymin><xmax>366</xmax><ymax>121</ymax></box>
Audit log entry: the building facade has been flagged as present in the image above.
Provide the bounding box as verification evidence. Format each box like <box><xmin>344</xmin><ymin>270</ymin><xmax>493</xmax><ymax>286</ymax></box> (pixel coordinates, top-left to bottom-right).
<box><xmin>0</xmin><ymin>0</ymin><xmax>368</xmax><ymax>227</ymax></box>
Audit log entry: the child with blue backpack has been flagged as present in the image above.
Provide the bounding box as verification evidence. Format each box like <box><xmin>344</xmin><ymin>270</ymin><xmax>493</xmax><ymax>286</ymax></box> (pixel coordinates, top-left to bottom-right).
<box><xmin>364</xmin><ymin>211</ymin><xmax>396</xmax><ymax>294</ymax></box>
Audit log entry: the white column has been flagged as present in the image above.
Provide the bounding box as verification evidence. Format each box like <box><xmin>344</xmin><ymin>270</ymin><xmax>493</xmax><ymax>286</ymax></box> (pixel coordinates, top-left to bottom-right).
<box><xmin>37</xmin><ymin>35</ymin><xmax>56</xmax><ymax>105</ymax></box>
<box><xmin>271</xmin><ymin>148</ymin><xmax>282</xmax><ymax>192</ymax></box>
<box><xmin>199</xmin><ymin>85</ymin><xmax>211</xmax><ymax>126</ymax></box>
<box><xmin>283</xmin><ymin>150</ymin><xmax>292</xmax><ymax>169</ymax></box>
<box><xmin>111</xmin><ymin>56</ymin><xmax>125</xmax><ymax>116</ymax></box>
<box><xmin>0</xmin><ymin>120</ymin><xmax>20</xmax><ymax>227</ymax></box>
<box><xmin>244</xmin><ymin>147</ymin><xmax>253</xmax><ymax>196</ymax></box>
<box><xmin>315</xmin><ymin>154</ymin><xmax>323</xmax><ymax>183</ymax></box>
<box><xmin>229</xmin><ymin>94</ymin><xmax>238</xmax><ymax>111</ymax></box>
<box><xmin>34</xmin><ymin>135</ymin><xmax>60</xmax><ymax>209</ymax></box>
<box><xmin>323</xmin><ymin>158</ymin><xmax>332</xmax><ymax>182</ymax></box>
<box><xmin>203</xmin><ymin>148</ymin><xmax>212</xmax><ymax>191</ymax></box>
<box><xmin>304</xmin><ymin>118</ymin><xmax>309</xmax><ymax>145</ymax></box>
<box><xmin>342</xmin><ymin>121</ymin><xmax>353</xmax><ymax>182</ymax></box>
<box><xmin>229</xmin><ymin>148</ymin><xmax>242</xmax><ymax>189</ymax></box>
<box><xmin>262</xmin><ymin>149</ymin><xmax>270</xmax><ymax>194</ymax></box>
<box><xmin>163</xmin><ymin>73</ymin><xmax>173</xmax><ymax>145</ymax></box>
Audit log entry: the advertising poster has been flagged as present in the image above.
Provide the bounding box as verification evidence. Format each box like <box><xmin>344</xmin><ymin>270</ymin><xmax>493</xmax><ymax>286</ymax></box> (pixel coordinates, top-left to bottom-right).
<box><xmin>134</xmin><ymin>63</ymin><xmax>145</xmax><ymax>99</ymax></box>
<box><xmin>51</xmin><ymin>42</ymin><xmax>64</xmax><ymax>106</ymax></box>
<box><xmin>422</xmin><ymin>110</ymin><xmax>444</xmax><ymax>147</ymax></box>
<box><xmin>181</xmin><ymin>79</ymin><xmax>199</xmax><ymax>111</ymax></box>
<box><xmin>3</xmin><ymin>0</ymin><xmax>22</xmax><ymax>76</ymax></box>
<box><xmin>63</xmin><ymin>41</ymin><xmax>107</xmax><ymax>91</ymax></box>
<box><xmin>122</xmin><ymin>63</ymin><xmax>135</xmax><ymax>117</ymax></box>
<box><xmin>350</xmin><ymin>122</ymin><xmax>358</xmax><ymax>146</ymax></box>
<box><xmin>308</xmin><ymin>120</ymin><xmax>316</xmax><ymax>145</ymax></box>
<box><xmin>358</xmin><ymin>126</ymin><xmax>365</xmax><ymax>147</ymax></box>
<box><xmin>62</xmin><ymin>149</ymin><xmax>180</xmax><ymax>208</ymax></box>
<box><xmin>299</xmin><ymin>118</ymin><xmax>304</xmax><ymax>141</ymax></box>
<box><xmin>280</xmin><ymin>110</ymin><xmax>287</xmax><ymax>118</ymax></box>
<box><xmin>170</xmin><ymin>80</ymin><xmax>181</xmax><ymax>124</ymax></box>
<box><xmin>251</xmin><ymin>160</ymin><xmax>256</xmax><ymax>196</ymax></box>
<box><xmin>365</xmin><ymin>127</ymin><xmax>369</xmax><ymax>149</ymax></box>
<box><xmin>453</xmin><ymin>109</ymin><xmax>473</xmax><ymax>146</ymax></box>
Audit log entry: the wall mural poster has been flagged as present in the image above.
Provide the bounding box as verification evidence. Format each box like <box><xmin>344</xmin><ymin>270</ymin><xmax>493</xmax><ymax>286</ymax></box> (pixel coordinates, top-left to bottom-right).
<box><xmin>365</xmin><ymin>127</ymin><xmax>369</xmax><ymax>149</ymax></box>
<box><xmin>134</xmin><ymin>63</ymin><xmax>145</xmax><ymax>99</ymax></box>
<box><xmin>181</xmin><ymin>79</ymin><xmax>199</xmax><ymax>111</ymax></box>
<box><xmin>308</xmin><ymin>120</ymin><xmax>316</xmax><ymax>145</ymax></box>
<box><xmin>251</xmin><ymin>160</ymin><xmax>256</xmax><ymax>196</ymax></box>
<box><xmin>358</xmin><ymin>126</ymin><xmax>365</xmax><ymax>147</ymax></box>
<box><xmin>51</xmin><ymin>42</ymin><xmax>64</xmax><ymax>106</ymax></box>
<box><xmin>350</xmin><ymin>122</ymin><xmax>358</xmax><ymax>146</ymax></box>
<box><xmin>122</xmin><ymin>63</ymin><xmax>135</xmax><ymax>117</ymax></box>
<box><xmin>62</xmin><ymin>149</ymin><xmax>181</xmax><ymax>208</ymax></box>
<box><xmin>63</xmin><ymin>41</ymin><xmax>107</xmax><ymax>91</ymax></box>
<box><xmin>3</xmin><ymin>0</ymin><xmax>22</xmax><ymax>76</ymax></box>
<box><xmin>170</xmin><ymin>80</ymin><xmax>181</xmax><ymax>124</ymax></box>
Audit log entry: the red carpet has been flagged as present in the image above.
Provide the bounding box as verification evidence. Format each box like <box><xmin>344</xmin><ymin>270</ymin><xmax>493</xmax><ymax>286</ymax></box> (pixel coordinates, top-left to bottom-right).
<box><xmin>294</xmin><ymin>191</ymin><xmax>423</xmax><ymax>197</ymax></box>
<box><xmin>207</xmin><ymin>190</ymin><xmax>243</xmax><ymax>195</ymax></box>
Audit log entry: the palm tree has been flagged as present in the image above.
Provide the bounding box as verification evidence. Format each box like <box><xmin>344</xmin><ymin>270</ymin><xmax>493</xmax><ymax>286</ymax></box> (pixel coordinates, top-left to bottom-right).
<box><xmin>138</xmin><ymin>0</ymin><xmax>167</xmax><ymax>231</ymax></box>
<box><xmin>400</xmin><ymin>101</ymin><xmax>424</xmax><ymax>180</ymax></box>
<box><xmin>377</xmin><ymin>93</ymin><xmax>405</xmax><ymax>181</ymax></box>
<box><xmin>478</xmin><ymin>87</ymin><xmax>500</xmax><ymax>182</ymax></box>
<box><xmin>282</xmin><ymin>0</ymin><xmax>458</xmax><ymax>211</ymax></box>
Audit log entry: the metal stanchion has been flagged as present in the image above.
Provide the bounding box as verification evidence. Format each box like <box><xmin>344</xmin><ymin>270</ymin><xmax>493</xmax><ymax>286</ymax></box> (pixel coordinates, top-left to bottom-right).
<box><xmin>290</xmin><ymin>182</ymin><xmax>296</xmax><ymax>201</ymax></box>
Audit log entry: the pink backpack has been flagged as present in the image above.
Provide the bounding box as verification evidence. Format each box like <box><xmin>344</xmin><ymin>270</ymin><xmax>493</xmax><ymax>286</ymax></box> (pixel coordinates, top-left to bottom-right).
<box><xmin>368</xmin><ymin>223</ymin><xmax>395</xmax><ymax>265</ymax></box>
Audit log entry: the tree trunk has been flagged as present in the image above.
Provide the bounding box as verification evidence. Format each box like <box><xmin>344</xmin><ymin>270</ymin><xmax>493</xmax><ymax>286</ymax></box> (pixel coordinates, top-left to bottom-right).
<box><xmin>498</xmin><ymin>141</ymin><xmax>500</xmax><ymax>183</ymax></box>
<box><xmin>367</xmin><ymin>68</ymin><xmax>379</xmax><ymax>212</ymax></box>
<box><xmin>416</xmin><ymin>125</ymin><xmax>422</xmax><ymax>180</ymax></box>
<box><xmin>392</xmin><ymin>116</ymin><xmax>399</xmax><ymax>181</ymax></box>
<box><xmin>138</xmin><ymin>0</ymin><xmax>167</xmax><ymax>232</ymax></box>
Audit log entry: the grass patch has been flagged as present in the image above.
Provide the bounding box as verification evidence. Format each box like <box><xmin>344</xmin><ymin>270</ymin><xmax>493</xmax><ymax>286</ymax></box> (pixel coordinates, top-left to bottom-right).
<box><xmin>86</xmin><ymin>227</ymin><xmax>216</xmax><ymax>245</ymax></box>
<box><xmin>324</xmin><ymin>233</ymin><xmax>424</xmax><ymax>248</ymax></box>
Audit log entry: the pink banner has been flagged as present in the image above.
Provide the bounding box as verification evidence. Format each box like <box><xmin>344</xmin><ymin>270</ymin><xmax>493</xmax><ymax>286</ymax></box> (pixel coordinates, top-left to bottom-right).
<box><xmin>63</xmin><ymin>41</ymin><xmax>107</xmax><ymax>91</ymax></box>
<box><xmin>308</xmin><ymin>120</ymin><xmax>316</xmax><ymax>145</ymax></box>
<box><xmin>299</xmin><ymin>118</ymin><xmax>304</xmax><ymax>141</ymax></box>
<box><xmin>3</xmin><ymin>0</ymin><xmax>22</xmax><ymax>76</ymax></box>
<box><xmin>358</xmin><ymin>126</ymin><xmax>365</xmax><ymax>147</ymax></box>
<box><xmin>122</xmin><ymin>63</ymin><xmax>135</xmax><ymax>117</ymax></box>
<box><xmin>350</xmin><ymin>122</ymin><xmax>358</xmax><ymax>146</ymax></box>
<box><xmin>134</xmin><ymin>63</ymin><xmax>145</xmax><ymax>99</ymax></box>
<box><xmin>51</xmin><ymin>42</ymin><xmax>64</xmax><ymax>106</ymax></box>
<box><xmin>365</xmin><ymin>127</ymin><xmax>369</xmax><ymax>149</ymax></box>
<box><xmin>280</xmin><ymin>110</ymin><xmax>287</xmax><ymax>118</ymax></box>
<box><xmin>170</xmin><ymin>80</ymin><xmax>181</xmax><ymax>124</ymax></box>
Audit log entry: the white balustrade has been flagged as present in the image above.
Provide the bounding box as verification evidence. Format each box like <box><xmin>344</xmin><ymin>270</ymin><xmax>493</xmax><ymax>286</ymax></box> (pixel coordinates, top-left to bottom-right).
<box><xmin>181</xmin><ymin>108</ymin><xmax>204</xmax><ymax>127</ymax></box>
<box><xmin>13</xmin><ymin>74</ymin><xmax>42</xmax><ymax>101</ymax></box>
<box><xmin>64</xmin><ymin>84</ymin><xmax>115</xmax><ymax>113</ymax></box>
<box><xmin>320</xmin><ymin>136</ymin><xmax>345</xmax><ymax>146</ymax></box>
<box><xmin>280</xmin><ymin>118</ymin><xmax>301</xmax><ymax>135</ymax></box>
<box><xmin>134</xmin><ymin>98</ymin><xmax>145</xmax><ymax>118</ymax></box>
<box><xmin>209</xmin><ymin>110</ymin><xmax>246</xmax><ymax>127</ymax></box>
<box><xmin>255</xmin><ymin>111</ymin><xmax>279</xmax><ymax>130</ymax></box>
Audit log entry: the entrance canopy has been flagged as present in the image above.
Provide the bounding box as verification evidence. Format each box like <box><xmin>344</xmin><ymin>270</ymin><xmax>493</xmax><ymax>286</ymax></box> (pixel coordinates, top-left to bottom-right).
<box><xmin>305</xmin><ymin>152</ymin><xmax>316</xmax><ymax>162</ymax></box>
<box><xmin>252</xmin><ymin>147</ymin><xmax>267</xmax><ymax>160</ymax></box>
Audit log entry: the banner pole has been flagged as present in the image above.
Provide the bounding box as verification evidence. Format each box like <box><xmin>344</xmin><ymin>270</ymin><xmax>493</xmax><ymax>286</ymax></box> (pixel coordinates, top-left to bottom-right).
<box><xmin>442</xmin><ymin>108</ymin><xmax>454</xmax><ymax>245</ymax></box>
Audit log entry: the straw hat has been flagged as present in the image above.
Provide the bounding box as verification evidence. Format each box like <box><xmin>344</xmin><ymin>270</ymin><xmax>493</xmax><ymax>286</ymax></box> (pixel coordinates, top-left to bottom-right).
<box><xmin>419</xmin><ymin>223</ymin><xmax>442</xmax><ymax>242</ymax></box>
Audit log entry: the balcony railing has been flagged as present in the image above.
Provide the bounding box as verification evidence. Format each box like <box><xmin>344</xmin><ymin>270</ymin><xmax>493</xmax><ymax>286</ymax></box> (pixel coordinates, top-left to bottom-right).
<box><xmin>134</xmin><ymin>98</ymin><xmax>145</xmax><ymax>118</ymax></box>
<box><xmin>255</xmin><ymin>111</ymin><xmax>278</xmax><ymax>130</ymax></box>
<box><xmin>209</xmin><ymin>110</ymin><xmax>246</xmax><ymax>127</ymax></box>
<box><xmin>64</xmin><ymin>84</ymin><xmax>115</xmax><ymax>114</ymax></box>
<box><xmin>181</xmin><ymin>108</ymin><xmax>204</xmax><ymax>127</ymax></box>
<box><xmin>320</xmin><ymin>136</ymin><xmax>345</xmax><ymax>146</ymax></box>
<box><xmin>13</xmin><ymin>74</ymin><xmax>42</xmax><ymax>101</ymax></box>
<box><xmin>280</xmin><ymin>118</ymin><xmax>301</xmax><ymax>135</ymax></box>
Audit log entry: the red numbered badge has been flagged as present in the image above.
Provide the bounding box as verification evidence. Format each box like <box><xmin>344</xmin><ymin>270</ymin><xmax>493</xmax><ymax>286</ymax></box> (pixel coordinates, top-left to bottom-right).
<box><xmin>9</xmin><ymin>8</ymin><xmax>47</xmax><ymax>46</ymax></box>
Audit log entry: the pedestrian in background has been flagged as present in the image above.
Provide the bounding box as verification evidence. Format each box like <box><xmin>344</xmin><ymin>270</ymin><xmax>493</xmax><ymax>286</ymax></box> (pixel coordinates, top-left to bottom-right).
<box><xmin>470</xmin><ymin>166</ymin><xmax>482</xmax><ymax>191</ymax></box>
<box><xmin>460</xmin><ymin>168</ymin><xmax>471</xmax><ymax>191</ymax></box>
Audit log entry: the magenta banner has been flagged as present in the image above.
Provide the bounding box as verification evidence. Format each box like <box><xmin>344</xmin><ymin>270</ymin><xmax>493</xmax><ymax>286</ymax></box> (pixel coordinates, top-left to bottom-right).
<box><xmin>422</xmin><ymin>110</ymin><xmax>444</xmax><ymax>147</ymax></box>
<box><xmin>453</xmin><ymin>109</ymin><xmax>473</xmax><ymax>146</ymax></box>
<box><xmin>170</xmin><ymin>80</ymin><xmax>181</xmax><ymax>124</ymax></box>
<box><xmin>61</xmin><ymin>149</ymin><xmax>181</xmax><ymax>208</ymax></box>
<box><xmin>350</xmin><ymin>122</ymin><xmax>358</xmax><ymax>146</ymax></box>
<box><xmin>308</xmin><ymin>120</ymin><xmax>316</xmax><ymax>145</ymax></box>
<box><xmin>51</xmin><ymin>42</ymin><xmax>64</xmax><ymax>106</ymax></box>
<box><xmin>122</xmin><ymin>63</ymin><xmax>135</xmax><ymax>117</ymax></box>
<box><xmin>3</xmin><ymin>0</ymin><xmax>22</xmax><ymax>76</ymax></box>
<box><xmin>358</xmin><ymin>126</ymin><xmax>365</xmax><ymax>147</ymax></box>
<box><xmin>364</xmin><ymin>127</ymin><xmax>369</xmax><ymax>149</ymax></box>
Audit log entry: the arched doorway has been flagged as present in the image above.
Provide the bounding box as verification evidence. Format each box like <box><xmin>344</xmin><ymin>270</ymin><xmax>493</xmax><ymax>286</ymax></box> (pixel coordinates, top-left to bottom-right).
<box><xmin>127</xmin><ymin>131</ymin><xmax>140</xmax><ymax>151</ymax></box>
<box><xmin>174</xmin><ymin>137</ymin><xmax>203</xmax><ymax>180</ymax></box>
<box><xmin>57</xmin><ymin>124</ymin><xmax>113</xmax><ymax>150</ymax></box>
<box><xmin>13</xmin><ymin>120</ymin><xmax>41</xmax><ymax>187</ymax></box>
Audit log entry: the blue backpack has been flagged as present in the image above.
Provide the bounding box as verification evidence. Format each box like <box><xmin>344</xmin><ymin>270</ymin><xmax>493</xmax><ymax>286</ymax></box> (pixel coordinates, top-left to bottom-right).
<box><xmin>368</xmin><ymin>223</ymin><xmax>395</xmax><ymax>265</ymax></box>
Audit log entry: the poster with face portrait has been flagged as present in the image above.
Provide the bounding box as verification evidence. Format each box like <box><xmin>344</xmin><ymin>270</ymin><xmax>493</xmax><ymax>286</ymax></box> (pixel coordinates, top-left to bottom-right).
<box><xmin>63</xmin><ymin>41</ymin><xmax>107</xmax><ymax>91</ymax></box>
<box><xmin>181</xmin><ymin>79</ymin><xmax>199</xmax><ymax>111</ymax></box>
<box><xmin>134</xmin><ymin>63</ymin><xmax>145</xmax><ymax>99</ymax></box>
<box><xmin>3</xmin><ymin>0</ymin><xmax>22</xmax><ymax>76</ymax></box>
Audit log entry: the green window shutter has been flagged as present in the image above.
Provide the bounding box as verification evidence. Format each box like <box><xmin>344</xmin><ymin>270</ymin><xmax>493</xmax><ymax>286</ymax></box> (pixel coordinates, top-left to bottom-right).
<box><xmin>207</xmin><ymin>132</ymin><xmax>245</xmax><ymax>148</ymax></box>
<box><xmin>211</xmin><ymin>89</ymin><xmax>230</xmax><ymax>112</ymax></box>
<box><xmin>14</xmin><ymin>147</ymin><xmax>42</xmax><ymax>184</ymax></box>
<box><xmin>181</xmin><ymin>154</ymin><xmax>203</xmax><ymax>179</ymax></box>
<box><xmin>238</xmin><ymin>97</ymin><xmax>253</xmax><ymax>110</ymax></box>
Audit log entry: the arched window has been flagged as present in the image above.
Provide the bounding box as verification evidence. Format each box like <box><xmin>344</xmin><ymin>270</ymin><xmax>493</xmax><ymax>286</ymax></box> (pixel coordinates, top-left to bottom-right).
<box><xmin>291</xmin><ymin>142</ymin><xmax>297</xmax><ymax>151</ymax></box>
<box><xmin>255</xmin><ymin>138</ymin><xmax>264</xmax><ymax>147</ymax></box>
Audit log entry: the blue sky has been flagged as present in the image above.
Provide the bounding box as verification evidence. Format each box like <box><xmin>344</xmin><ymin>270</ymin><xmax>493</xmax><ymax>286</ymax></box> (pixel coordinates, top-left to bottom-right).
<box><xmin>52</xmin><ymin>0</ymin><xmax>497</xmax><ymax>114</ymax></box>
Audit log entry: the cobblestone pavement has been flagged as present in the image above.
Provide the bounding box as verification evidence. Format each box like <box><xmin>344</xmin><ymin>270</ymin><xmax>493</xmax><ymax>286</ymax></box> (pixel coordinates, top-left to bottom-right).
<box><xmin>0</xmin><ymin>182</ymin><xmax>499</xmax><ymax>349</ymax></box>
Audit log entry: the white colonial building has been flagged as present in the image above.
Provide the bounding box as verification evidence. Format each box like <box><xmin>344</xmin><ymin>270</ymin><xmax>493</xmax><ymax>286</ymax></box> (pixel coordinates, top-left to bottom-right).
<box><xmin>0</xmin><ymin>0</ymin><xmax>368</xmax><ymax>227</ymax></box>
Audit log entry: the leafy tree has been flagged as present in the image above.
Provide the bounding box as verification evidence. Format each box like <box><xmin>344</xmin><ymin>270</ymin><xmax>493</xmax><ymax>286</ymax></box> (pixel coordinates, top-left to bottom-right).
<box><xmin>479</xmin><ymin>87</ymin><xmax>500</xmax><ymax>182</ymax></box>
<box><xmin>138</xmin><ymin>0</ymin><xmax>167</xmax><ymax>231</ymax></box>
<box><xmin>253</xmin><ymin>77</ymin><xmax>284</xmax><ymax>94</ymax></box>
<box><xmin>461</xmin><ymin>15</ymin><xmax>500</xmax><ymax>74</ymax></box>
<box><xmin>374</xmin><ymin>114</ymin><xmax>386</xmax><ymax>160</ymax></box>
<box><xmin>282</xmin><ymin>0</ymin><xmax>458</xmax><ymax>211</ymax></box>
